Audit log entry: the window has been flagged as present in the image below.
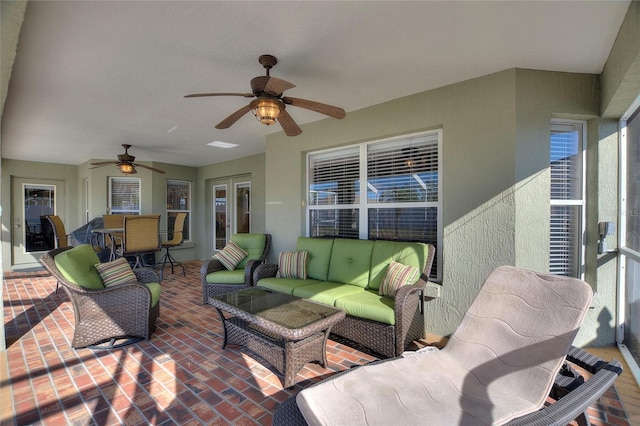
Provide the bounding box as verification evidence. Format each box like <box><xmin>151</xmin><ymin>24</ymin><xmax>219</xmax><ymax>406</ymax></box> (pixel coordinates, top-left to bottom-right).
<box><xmin>549</xmin><ymin>120</ymin><xmax>586</xmax><ymax>277</ymax></box>
<box><xmin>108</xmin><ymin>177</ymin><xmax>140</xmax><ymax>215</ymax></box>
<box><xmin>307</xmin><ymin>130</ymin><xmax>442</xmax><ymax>280</ymax></box>
<box><xmin>167</xmin><ymin>180</ymin><xmax>191</xmax><ymax>241</ymax></box>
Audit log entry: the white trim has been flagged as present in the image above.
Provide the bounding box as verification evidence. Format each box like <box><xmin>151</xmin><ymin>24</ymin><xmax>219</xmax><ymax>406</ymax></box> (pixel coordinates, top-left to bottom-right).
<box><xmin>618</xmin><ymin>343</ymin><xmax>640</xmax><ymax>387</ymax></box>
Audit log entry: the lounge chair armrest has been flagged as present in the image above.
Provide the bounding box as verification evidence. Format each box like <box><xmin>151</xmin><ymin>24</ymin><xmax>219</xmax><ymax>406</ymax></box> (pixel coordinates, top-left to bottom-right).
<box><xmin>73</xmin><ymin>281</ymin><xmax>153</xmax><ymax>314</ymax></box>
<box><xmin>134</xmin><ymin>267</ymin><xmax>161</xmax><ymax>284</ymax></box>
<box><xmin>253</xmin><ymin>263</ymin><xmax>279</xmax><ymax>283</ymax></box>
<box><xmin>505</xmin><ymin>347</ymin><xmax>623</xmax><ymax>426</ymax></box>
<box><xmin>200</xmin><ymin>258</ymin><xmax>225</xmax><ymax>280</ymax></box>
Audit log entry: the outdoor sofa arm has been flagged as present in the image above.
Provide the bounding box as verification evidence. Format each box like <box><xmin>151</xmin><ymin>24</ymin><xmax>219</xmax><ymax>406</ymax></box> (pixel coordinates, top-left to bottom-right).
<box><xmin>253</xmin><ymin>263</ymin><xmax>279</xmax><ymax>284</ymax></box>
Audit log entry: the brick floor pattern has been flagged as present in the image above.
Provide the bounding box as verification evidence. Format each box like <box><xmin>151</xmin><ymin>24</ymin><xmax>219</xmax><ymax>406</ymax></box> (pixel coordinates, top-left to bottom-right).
<box><xmin>1</xmin><ymin>261</ymin><xmax>633</xmax><ymax>425</ymax></box>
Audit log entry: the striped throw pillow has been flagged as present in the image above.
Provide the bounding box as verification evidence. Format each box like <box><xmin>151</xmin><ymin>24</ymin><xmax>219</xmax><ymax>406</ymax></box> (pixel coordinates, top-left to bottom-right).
<box><xmin>379</xmin><ymin>261</ymin><xmax>419</xmax><ymax>297</ymax></box>
<box><xmin>276</xmin><ymin>251</ymin><xmax>308</xmax><ymax>279</ymax></box>
<box><xmin>94</xmin><ymin>257</ymin><xmax>137</xmax><ymax>287</ymax></box>
<box><xmin>214</xmin><ymin>240</ymin><xmax>248</xmax><ymax>270</ymax></box>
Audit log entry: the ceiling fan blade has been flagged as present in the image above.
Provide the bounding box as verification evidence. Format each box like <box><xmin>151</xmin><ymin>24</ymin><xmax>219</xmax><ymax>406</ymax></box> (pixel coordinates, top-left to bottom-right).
<box><xmin>278</xmin><ymin>109</ymin><xmax>302</xmax><ymax>136</ymax></box>
<box><xmin>282</xmin><ymin>97</ymin><xmax>346</xmax><ymax>119</ymax></box>
<box><xmin>264</xmin><ymin>77</ymin><xmax>296</xmax><ymax>95</ymax></box>
<box><xmin>215</xmin><ymin>104</ymin><xmax>254</xmax><ymax>129</ymax></box>
<box><xmin>89</xmin><ymin>161</ymin><xmax>117</xmax><ymax>167</ymax></box>
<box><xmin>184</xmin><ymin>92</ymin><xmax>254</xmax><ymax>98</ymax></box>
<box><xmin>133</xmin><ymin>163</ymin><xmax>166</xmax><ymax>174</ymax></box>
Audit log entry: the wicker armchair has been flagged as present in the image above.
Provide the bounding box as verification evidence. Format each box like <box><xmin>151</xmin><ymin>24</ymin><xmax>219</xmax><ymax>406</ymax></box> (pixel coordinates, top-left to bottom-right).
<box><xmin>40</xmin><ymin>245</ymin><xmax>161</xmax><ymax>349</ymax></box>
<box><xmin>201</xmin><ymin>233</ymin><xmax>271</xmax><ymax>303</ymax></box>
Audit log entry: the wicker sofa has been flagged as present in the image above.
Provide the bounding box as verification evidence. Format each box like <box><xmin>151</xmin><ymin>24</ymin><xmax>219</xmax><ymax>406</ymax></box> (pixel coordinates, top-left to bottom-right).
<box><xmin>254</xmin><ymin>237</ymin><xmax>435</xmax><ymax>358</ymax></box>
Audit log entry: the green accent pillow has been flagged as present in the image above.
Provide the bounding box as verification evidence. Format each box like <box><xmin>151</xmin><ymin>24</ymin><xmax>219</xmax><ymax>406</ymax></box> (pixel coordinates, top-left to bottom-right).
<box><xmin>277</xmin><ymin>251</ymin><xmax>308</xmax><ymax>279</ymax></box>
<box><xmin>94</xmin><ymin>257</ymin><xmax>137</xmax><ymax>287</ymax></box>
<box><xmin>379</xmin><ymin>261</ymin><xmax>419</xmax><ymax>297</ymax></box>
<box><xmin>214</xmin><ymin>240</ymin><xmax>248</xmax><ymax>270</ymax></box>
<box><xmin>54</xmin><ymin>244</ymin><xmax>104</xmax><ymax>289</ymax></box>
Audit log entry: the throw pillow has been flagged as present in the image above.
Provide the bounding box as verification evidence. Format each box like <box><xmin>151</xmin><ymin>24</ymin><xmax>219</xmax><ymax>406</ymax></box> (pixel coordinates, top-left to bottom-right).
<box><xmin>379</xmin><ymin>261</ymin><xmax>419</xmax><ymax>297</ymax></box>
<box><xmin>214</xmin><ymin>240</ymin><xmax>248</xmax><ymax>270</ymax></box>
<box><xmin>94</xmin><ymin>257</ymin><xmax>137</xmax><ymax>287</ymax></box>
<box><xmin>276</xmin><ymin>251</ymin><xmax>309</xmax><ymax>279</ymax></box>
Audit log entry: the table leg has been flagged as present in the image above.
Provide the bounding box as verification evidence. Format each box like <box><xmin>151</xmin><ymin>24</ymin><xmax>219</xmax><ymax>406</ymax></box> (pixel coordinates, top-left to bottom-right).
<box><xmin>213</xmin><ymin>308</ymin><xmax>228</xmax><ymax>349</ymax></box>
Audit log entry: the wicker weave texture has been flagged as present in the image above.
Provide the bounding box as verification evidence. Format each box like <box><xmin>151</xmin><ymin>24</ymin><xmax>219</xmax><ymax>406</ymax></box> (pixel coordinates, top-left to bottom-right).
<box><xmin>209</xmin><ymin>288</ymin><xmax>344</xmax><ymax>388</ymax></box>
<box><xmin>40</xmin><ymin>246</ymin><xmax>160</xmax><ymax>348</ymax></box>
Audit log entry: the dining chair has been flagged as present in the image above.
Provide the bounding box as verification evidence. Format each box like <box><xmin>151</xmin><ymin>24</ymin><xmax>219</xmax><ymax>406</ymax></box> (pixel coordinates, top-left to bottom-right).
<box><xmin>157</xmin><ymin>212</ymin><xmax>187</xmax><ymax>276</ymax></box>
<box><xmin>102</xmin><ymin>214</ymin><xmax>125</xmax><ymax>260</ymax></box>
<box><xmin>41</xmin><ymin>215</ymin><xmax>70</xmax><ymax>249</ymax></box>
<box><xmin>115</xmin><ymin>214</ymin><xmax>162</xmax><ymax>270</ymax></box>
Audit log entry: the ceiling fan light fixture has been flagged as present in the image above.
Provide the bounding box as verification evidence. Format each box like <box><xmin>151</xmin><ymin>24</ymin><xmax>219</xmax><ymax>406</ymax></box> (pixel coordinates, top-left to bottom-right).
<box><xmin>252</xmin><ymin>98</ymin><xmax>282</xmax><ymax>125</ymax></box>
<box><xmin>119</xmin><ymin>163</ymin><xmax>135</xmax><ymax>174</ymax></box>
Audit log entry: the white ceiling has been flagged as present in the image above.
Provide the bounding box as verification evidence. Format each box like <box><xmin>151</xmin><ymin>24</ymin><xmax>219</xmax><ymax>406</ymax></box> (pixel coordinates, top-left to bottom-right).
<box><xmin>1</xmin><ymin>1</ymin><xmax>631</xmax><ymax>168</ymax></box>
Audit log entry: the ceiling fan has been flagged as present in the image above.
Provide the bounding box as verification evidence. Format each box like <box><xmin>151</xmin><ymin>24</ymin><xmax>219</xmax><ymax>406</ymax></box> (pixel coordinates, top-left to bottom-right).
<box><xmin>90</xmin><ymin>144</ymin><xmax>165</xmax><ymax>175</ymax></box>
<box><xmin>184</xmin><ymin>54</ymin><xmax>346</xmax><ymax>136</ymax></box>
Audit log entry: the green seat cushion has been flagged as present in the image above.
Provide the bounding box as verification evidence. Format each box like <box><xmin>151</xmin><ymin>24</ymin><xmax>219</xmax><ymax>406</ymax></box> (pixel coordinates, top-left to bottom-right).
<box><xmin>334</xmin><ymin>289</ymin><xmax>396</xmax><ymax>325</ymax></box>
<box><xmin>145</xmin><ymin>282</ymin><xmax>162</xmax><ymax>307</ymax></box>
<box><xmin>230</xmin><ymin>233</ymin><xmax>266</xmax><ymax>269</ymax></box>
<box><xmin>292</xmin><ymin>282</ymin><xmax>364</xmax><ymax>306</ymax></box>
<box><xmin>369</xmin><ymin>240</ymin><xmax>430</xmax><ymax>291</ymax></box>
<box><xmin>295</xmin><ymin>237</ymin><xmax>334</xmax><ymax>281</ymax></box>
<box><xmin>54</xmin><ymin>244</ymin><xmax>104</xmax><ymax>289</ymax></box>
<box><xmin>258</xmin><ymin>278</ymin><xmax>321</xmax><ymax>295</ymax></box>
<box><xmin>206</xmin><ymin>269</ymin><xmax>246</xmax><ymax>284</ymax></box>
<box><xmin>327</xmin><ymin>239</ymin><xmax>374</xmax><ymax>288</ymax></box>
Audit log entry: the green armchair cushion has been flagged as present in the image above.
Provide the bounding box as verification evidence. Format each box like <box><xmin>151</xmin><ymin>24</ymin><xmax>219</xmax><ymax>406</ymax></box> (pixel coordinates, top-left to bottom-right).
<box><xmin>334</xmin><ymin>289</ymin><xmax>396</xmax><ymax>325</ymax></box>
<box><xmin>295</xmin><ymin>237</ymin><xmax>334</xmax><ymax>281</ymax></box>
<box><xmin>206</xmin><ymin>269</ymin><xmax>246</xmax><ymax>284</ymax></box>
<box><xmin>327</xmin><ymin>239</ymin><xmax>374</xmax><ymax>288</ymax></box>
<box><xmin>54</xmin><ymin>244</ymin><xmax>104</xmax><ymax>289</ymax></box>
<box><xmin>231</xmin><ymin>233</ymin><xmax>267</xmax><ymax>269</ymax></box>
<box><xmin>145</xmin><ymin>282</ymin><xmax>162</xmax><ymax>308</ymax></box>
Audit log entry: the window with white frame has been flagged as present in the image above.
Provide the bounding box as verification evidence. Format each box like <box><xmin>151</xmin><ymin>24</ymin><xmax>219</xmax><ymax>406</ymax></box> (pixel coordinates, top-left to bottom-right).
<box><xmin>549</xmin><ymin>120</ymin><xmax>586</xmax><ymax>277</ymax></box>
<box><xmin>307</xmin><ymin>130</ymin><xmax>442</xmax><ymax>280</ymax></box>
<box><xmin>108</xmin><ymin>177</ymin><xmax>140</xmax><ymax>215</ymax></box>
<box><xmin>167</xmin><ymin>180</ymin><xmax>191</xmax><ymax>242</ymax></box>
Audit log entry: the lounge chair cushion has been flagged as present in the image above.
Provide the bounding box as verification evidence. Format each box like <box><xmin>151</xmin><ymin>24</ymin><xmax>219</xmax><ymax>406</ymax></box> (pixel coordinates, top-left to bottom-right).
<box><xmin>276</xmin><ymin>251</ymin><xmax>308</xmax><ymax>279</ymax></box>
<box><xmin>214</xmin><ymin>240</ymin><xmax>248</xmax><ymax>270</ymax></box>
<box><xmin>94</xmin><ymin>257</ymin><xmax>137</xmax><ymax>287</ymax></box>
<box><xmin>54</xmin><ymin>244</ymin><xmax>104</xmax><ymax>289</ymax></box>
<box><xmin>297</xmin><ymin>266</ymin><xmax>593</xmax><ymax>425</ymax></box>
<box><xmin>379</xmin><ymin>261</ymin><xmax>419</xmax><ymax>297</ymax></box>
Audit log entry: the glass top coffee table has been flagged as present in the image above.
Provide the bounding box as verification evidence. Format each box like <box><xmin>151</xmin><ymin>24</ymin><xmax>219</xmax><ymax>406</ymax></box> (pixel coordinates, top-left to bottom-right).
<box><xmin>209</xmin><ymin>287</ymin><xmax>346</xmax><ymax>388</ymax></box>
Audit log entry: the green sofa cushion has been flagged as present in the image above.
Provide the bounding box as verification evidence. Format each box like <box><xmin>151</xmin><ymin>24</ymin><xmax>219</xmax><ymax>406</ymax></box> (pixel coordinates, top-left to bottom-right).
<box><xmin>145</xmin><ymin>282</ymin><xmax>162</xmax><ymax>307</ymax></box>
<box><xmin>258</xmin><ymin>277</ymin><xmax>322</xmax><ymax>295</ymax></box>
<box><xmin>295</xmin><ymin>237</ymin><xmax>334</xmax><ymax>281</ymax></box>
<box><xmin>292</xmin><ymin>282</ymin><xmax>364</xmax><ymax>306</ymax></box>
<box><xmin>206</xmin><ymin>269</ymin><xmax>246</xmax><ymax>284</ymax></box>
<box><xmin>230</xmin><ymin>233</ymin><xmax>266</xmax><ymax>269</ymax></box>
<box><xmin>334</xmin><ymin>289</ymin><xmax>396</xmax><ymax>325</ymax></box>
<box><xmin>368</xmin><ymin>240</ymin><xmax>430</xmax><ymax>291</ymax></box>
<box><xmin>327</xmin><ymin>239</ymin><xmax>374</xmax><ymax>288</ymax></box>
<box><xmin>54</xmin><ymin>244</ymin><xmax>104</xmax><ymax>289</ymax></box>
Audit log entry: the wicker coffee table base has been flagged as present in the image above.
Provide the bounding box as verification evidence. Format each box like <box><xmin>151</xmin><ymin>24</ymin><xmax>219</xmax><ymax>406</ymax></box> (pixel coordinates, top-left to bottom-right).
<box><xmin>215</xmin><ymin>311</ymin><xmax>332</xmax><ymax>388</ymax></box>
